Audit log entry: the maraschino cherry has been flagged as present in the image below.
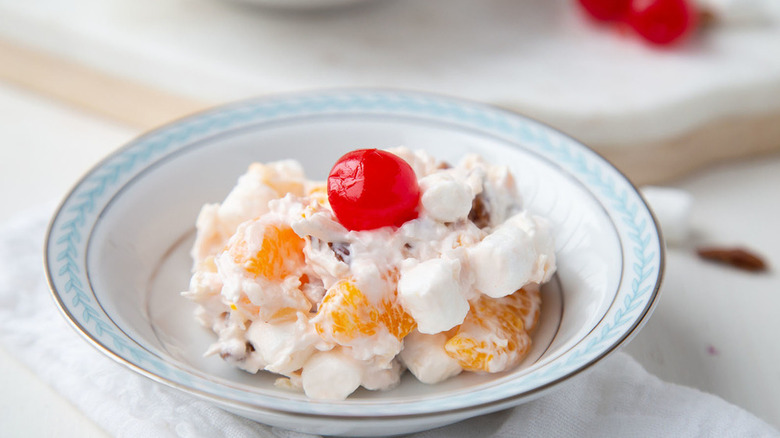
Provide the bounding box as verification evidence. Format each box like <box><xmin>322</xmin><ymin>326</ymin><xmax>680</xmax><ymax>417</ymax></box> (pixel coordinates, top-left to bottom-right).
<box><xmin>626</xmin><ymin>0</ymin><xmax>697</xmax><ymax>46</ymax></box>
<box><xmin>327</xmin><ymin>149</ymin><xmax>420</xmax><ymax>231</ymax></box>
<box><xmin>577</xmin><ymin>0</ymin><xmax>697</xmax><ymax>46</ymax></box>
<box><xmin>578</xmin><ymin>0</ymin><xmax>630</xmax><ymax>21</ymax></box>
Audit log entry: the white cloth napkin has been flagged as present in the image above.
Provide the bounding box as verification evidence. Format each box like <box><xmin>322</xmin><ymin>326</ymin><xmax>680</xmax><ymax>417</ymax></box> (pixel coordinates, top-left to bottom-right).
<box><xmin>0</xmin><ymin>206</ymin><xmax>777</xmax><ymax>438</ymax></box>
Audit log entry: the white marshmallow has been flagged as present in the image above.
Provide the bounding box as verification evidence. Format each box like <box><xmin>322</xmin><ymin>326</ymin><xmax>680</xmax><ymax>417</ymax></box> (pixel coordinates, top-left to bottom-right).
<box><xmin>419</xmin><ymin>172</ymin><xmax>475</xmax><ymax>223</ymax></box>
<box><xmin>301</xmin><ymin>350</ymin><xmax>363</xmax><ymax>400</ymax></box>
<box><xmin>385</xmin><ymin>146</ymin><xmax>440</xmax><ymax>178</ymax></box>
<box><xmin>468</xmin><ymin>212</ymin><xmax>555</xmax><ymax>298</ymax></box>
<box><xmin>397</xmin><ymin>258</ymin><xmax>469</xmax><ymax>334</ymax></box>
<box><xmin>361</xmin><ymin>360</ymin><xmax>403</xmax><ymax>391</ymax></box>
<box><xmin>217</xmin><ymin>174</ymin><xmax>277</xmax><ymax>234</ymax></box>
<box><xmin>400</xmin><ymin>331</ymin><xmax>462</xmax><ymax>384</ymax></box>
<box><xmin>245</xmin><ymin>314</ymin><xmax>319</xmax><ymax>375</ymax></box>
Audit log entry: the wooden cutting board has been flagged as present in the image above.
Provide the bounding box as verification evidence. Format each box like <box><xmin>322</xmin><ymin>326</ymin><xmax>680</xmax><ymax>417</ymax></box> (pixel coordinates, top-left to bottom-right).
<box><xmin>2</xmin><ymin>0</ymin><xmax>779</xmax><ymax>184</ymax></box>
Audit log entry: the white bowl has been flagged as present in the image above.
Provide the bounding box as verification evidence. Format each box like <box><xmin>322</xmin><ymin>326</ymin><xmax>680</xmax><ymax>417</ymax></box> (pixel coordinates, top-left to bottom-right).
<box><xmin>45</xmin><ymin>89</ymin><xmax>663</xmax><ymax>436</ymax></box>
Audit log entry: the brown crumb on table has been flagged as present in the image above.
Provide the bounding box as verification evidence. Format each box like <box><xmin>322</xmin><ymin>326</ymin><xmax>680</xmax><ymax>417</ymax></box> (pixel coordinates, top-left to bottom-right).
<box><xmin>696</xmin><ymin>247</ymin><xmax>768</xmax><ymax>272</ymax></box>
<box><xmin>698</xmin><ymin>8</ymin><xmax>717</xmax><ymax>28</ymax></box>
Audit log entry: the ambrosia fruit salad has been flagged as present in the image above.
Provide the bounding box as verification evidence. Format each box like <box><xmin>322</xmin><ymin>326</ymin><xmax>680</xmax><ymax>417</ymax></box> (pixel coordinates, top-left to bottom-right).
<box><xmin>182</xmin><ymin>147</ymin><xmax>556</xmax><ymax>400</ymax></box>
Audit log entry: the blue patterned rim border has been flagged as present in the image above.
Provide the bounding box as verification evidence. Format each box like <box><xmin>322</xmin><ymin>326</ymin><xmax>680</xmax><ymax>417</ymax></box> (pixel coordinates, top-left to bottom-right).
<box><xmin>45</xmin><ymin>89</ymin><xmax>663</xmax><ymax>418</ymax></box>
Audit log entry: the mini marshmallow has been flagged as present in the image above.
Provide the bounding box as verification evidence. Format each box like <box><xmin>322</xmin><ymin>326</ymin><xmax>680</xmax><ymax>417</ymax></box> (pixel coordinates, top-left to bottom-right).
<box><xmin>301</xmin><ymin>350</ymin><xmax>363</xmax><ymax>400</ymax></box>
<box><xmin>419</xmin><ymin>172</ymin><xmax>475</xmax><ymax>223</ymax></box>
<box><xmin>246</xmin><ymin>314</ymin><xmax>319</xmax><ymax>375</ymax></box>
<box><xmin>400</xmin><ymin>330</ymin><xmax>462</xmax><ymax>384</ymax></box>
<box><xmin>218</xmin><ymin>161</ymin><xmax>305</xmax><ymax>232</ymax></box>
<box><xmin>468</xmin><ymin>211</ymin><xmax>555</xmax><ymax>298</ymax></box>
<box><xmin>397</xmin><ymin>258</ymin><xmax>469</xmax><ymax>334</ymax></box>
<box><xmin>361</xmin><ymin>360</ymin><xmax>403</xmax><ymax>391</ymax></box>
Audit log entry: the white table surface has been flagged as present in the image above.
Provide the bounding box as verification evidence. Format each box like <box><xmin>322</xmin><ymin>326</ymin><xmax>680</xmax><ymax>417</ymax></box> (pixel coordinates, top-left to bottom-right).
<box><xmin>2</xmin><ymin>0</ymin><xmax>780</xmax><ymax>147</ymax></box>
<box><xmin>1</xmin><ymin>78</ymin><xmax>779</xmax><ymax>436</ymax></box>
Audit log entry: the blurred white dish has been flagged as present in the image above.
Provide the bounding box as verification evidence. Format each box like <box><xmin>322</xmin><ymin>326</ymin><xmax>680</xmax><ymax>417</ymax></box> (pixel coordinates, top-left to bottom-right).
<box><xmin>45</xmin><ymin>89</ymin><xmax>663</xmax><ymax>436</ymax></box>
<box><xmin>223</xmin><ymin>0</ymin><xmax>378</xmax><ymax>10</ymax></box>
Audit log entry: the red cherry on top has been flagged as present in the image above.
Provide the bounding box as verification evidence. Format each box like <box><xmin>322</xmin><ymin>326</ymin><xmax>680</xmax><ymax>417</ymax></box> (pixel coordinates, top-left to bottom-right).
<box><xmin>327</xmin><ymin>149</ymin><xmax>421</xmax><ymax>231</ymax></box>
<box><xmin>626</xmin><ymin>0</ymin><xmax>697</xmax><ymax>45</ymax></box>
<box><xmin>578</xmin><ymin>0</ymin><xmax>631</xmax><ymax>22</ymax></box>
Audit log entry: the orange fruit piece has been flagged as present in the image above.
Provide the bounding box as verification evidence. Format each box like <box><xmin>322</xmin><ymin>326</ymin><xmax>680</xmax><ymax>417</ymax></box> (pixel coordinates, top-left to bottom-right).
<box><xmin>229</xmin><ymin>225</ymin><xmax>305</xmax><ymax>281</ymax></box>
<box><xmin>379</xmin><ymin>289</ymin><xmax>417</xmax><ymax>340</ymax></box>
<box><xmin>444</xmin><ymin>287</ymin><xmax>540</xmax><ymax>373</ymax></box>
<box><xmin>307</xmin><ymin>184</ymin><xmax>329</xmax><ymax>207</ymax></box>
<box><xmin>315</xmin><ymin>280</ymin><xmax>416</xmax><ymax>345</ymax></box>
<box><xmin>230</xmin><ymin>295</ymin><xmax>301</xmax><ymax>323</ymax></box>
<box><xmin>315</xmin><ymin>280</ymin><xmax>379</xmax><ymax>343</ymax></box>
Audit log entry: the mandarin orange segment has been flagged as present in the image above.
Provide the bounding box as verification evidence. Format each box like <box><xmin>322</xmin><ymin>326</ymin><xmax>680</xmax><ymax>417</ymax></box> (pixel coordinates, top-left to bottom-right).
<box><xmin>230</xmin><ymin>288</ymin><xmax>310</xmax><ymax>324</ymax></box>
<box><xmin>315</xmin><ymin>280</ymin><xmax>379</xmax><ymax>343</ymax></box>
<box><xmin>375</xmin><ymin>269</ymin><xmax>416</xmax><ymax>339</ymax></box>
<box><xmin>444</xmin><ymin>288</ymin><xmax>539</xmax><ymax>373</ymax></box>
<box><xmin>307</xmin><ymin>184</ymin><xmax>329</xmax><ymax>207</ymax></box>
<box><xmin>230</xmin><ymin>225</ymin><xmax>305</xmax><ymax>281</ymax></box>
<box><xmin>379</xmin><ymin>292</ymin><xmax>416</xmax><ymax>340</ymax></box>
<box><xmin>315</xmin><ymin>281</ymin><xmax>416</xmax><ymax>345</ymax></box>
<box><xmin>269</xmin><ymin>306</ymin><xmax>300</xmax><ymax>322</ymax></box>
<box><xmin>231</xmin><ymin>296</ymin><xmax>302</xmax><ymax>322</ymax></box>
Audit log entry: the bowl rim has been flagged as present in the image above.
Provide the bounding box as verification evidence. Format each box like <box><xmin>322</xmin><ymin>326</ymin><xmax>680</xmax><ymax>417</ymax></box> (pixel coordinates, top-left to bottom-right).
<box><xmin>44</xmin><ymin>88</ymin><xmax>664</xmax><ymax>419</ymax></box>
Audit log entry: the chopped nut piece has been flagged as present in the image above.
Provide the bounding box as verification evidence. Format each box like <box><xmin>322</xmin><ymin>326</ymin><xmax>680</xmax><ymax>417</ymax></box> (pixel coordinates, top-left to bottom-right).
<box><xmin>468</xmin><ymin>194</ymin><xmax>491</xmax><ymax>229</ymax></box>
<box><xmin>698</xmin><ymin>8</ymin><xmax>717</xmax><ymax>28</ymax></box>
<box><xmin>696</xmin><ymin>247</ymin><xmax>768</xmax><ymax>272</ymax></box>
<box><xmin>327</xmin><ymin>241</ymin><xmax>351</xmax><ymax>264</ymax></box>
